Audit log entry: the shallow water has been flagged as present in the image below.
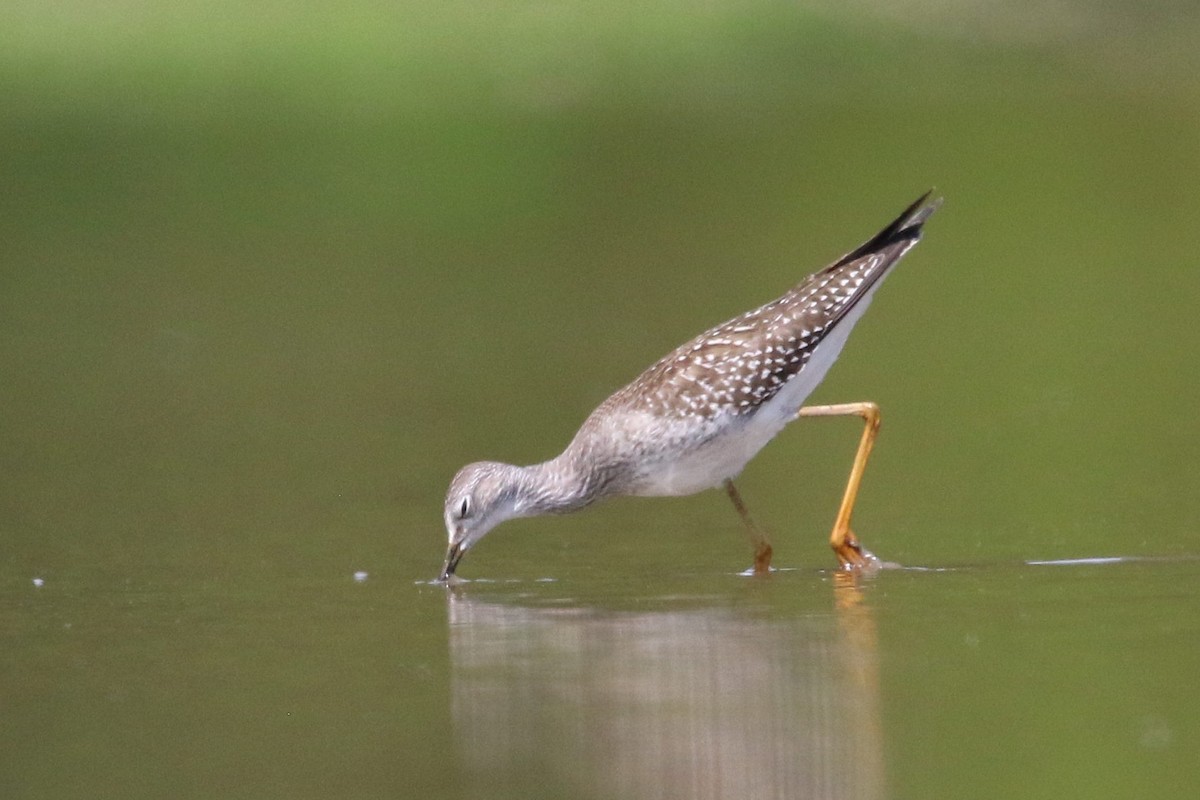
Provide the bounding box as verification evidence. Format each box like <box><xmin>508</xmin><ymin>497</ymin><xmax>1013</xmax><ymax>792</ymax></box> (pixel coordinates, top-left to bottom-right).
<box><xmin>444</xmin><ymin>558</ymin><xmax>1200</xmax><ymax>800</ymax></box>
<box><xmin>5</xmin><ymin>558</ymin><xmax>1198</xmax><ymax>799</ymax></box>
<box><xmin>4</xmin><ymin>2</ymin><xmax>1200</xmax><ymax>798</ymax></box>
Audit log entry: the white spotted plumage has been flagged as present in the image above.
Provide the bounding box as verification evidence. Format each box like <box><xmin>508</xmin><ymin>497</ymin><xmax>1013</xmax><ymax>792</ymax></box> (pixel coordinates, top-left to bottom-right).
<box><xmin>564</xmin><ymin>197</ymin><xmax>940</xmax><ymax>497</ymax></box>
<box><xmin>441</xmin><ymin>193</ymin><xmax>941</xmax><ymax>576</ymax></box>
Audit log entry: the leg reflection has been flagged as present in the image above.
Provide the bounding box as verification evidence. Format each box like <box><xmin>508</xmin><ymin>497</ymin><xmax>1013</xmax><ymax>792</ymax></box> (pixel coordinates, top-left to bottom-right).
<box><xmin>446</xmin><ymin>581</ymin><xmax>885</xmax><ymax>799</ymax></box>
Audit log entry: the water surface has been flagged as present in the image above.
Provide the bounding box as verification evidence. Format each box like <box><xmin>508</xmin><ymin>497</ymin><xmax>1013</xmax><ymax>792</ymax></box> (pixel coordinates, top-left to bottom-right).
<box><xmin>3</xmin><ymin>2</ymin><xmax>1199</xmax><ymax>798</ymax></box>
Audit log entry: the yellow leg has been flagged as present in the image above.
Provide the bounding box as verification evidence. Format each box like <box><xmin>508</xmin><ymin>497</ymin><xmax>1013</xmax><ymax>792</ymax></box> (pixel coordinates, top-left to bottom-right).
<box><xmin>724</xmin><ymin>478</ymin><xmax>773</xmax><ymax>574</ymax></box>
<box><xmin>797</xmin><ymin>402</ymin><xmax>883</xmax><ymax>570</ymax></box>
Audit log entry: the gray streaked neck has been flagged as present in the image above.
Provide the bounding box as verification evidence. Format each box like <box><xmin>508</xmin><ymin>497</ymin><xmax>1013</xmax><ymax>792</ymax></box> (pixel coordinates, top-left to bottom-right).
<box><xmin>515</xmin><ymin>451</ymin><xmax>604</xmax><ymax>517</ymax></box>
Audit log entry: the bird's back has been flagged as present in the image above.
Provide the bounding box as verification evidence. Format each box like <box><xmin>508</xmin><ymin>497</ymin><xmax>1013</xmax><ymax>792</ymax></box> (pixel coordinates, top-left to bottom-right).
<box><xmin>569</xmin><ymin>193</ymin><xmax>941</xmax><ymax>497</ymax></box>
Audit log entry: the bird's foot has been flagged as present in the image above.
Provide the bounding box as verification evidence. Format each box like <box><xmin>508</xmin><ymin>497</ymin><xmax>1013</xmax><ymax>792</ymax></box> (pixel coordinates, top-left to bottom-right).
<box><xmin>833</xmin><ymin>529</ymin><xmax>882</xmax><ymax>573</ymax></box>
<box><xmin>752</xmin><ymin>542</ymin><xmax>774</xmax><ymax>575</ymax></box>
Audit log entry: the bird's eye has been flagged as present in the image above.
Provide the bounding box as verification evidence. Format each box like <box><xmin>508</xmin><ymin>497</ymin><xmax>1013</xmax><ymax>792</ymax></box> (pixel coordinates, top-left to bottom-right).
<box><xmin>458</xmin><ymin>497</ymin><xmax>471</xmax><ymax>518</ymax></box>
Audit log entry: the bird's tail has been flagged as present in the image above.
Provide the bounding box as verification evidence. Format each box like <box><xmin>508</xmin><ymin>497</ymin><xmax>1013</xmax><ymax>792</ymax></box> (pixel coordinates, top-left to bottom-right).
<box><xmin>828</xmin><ymin>190</ymin><xmax>943</xmax><ymax>272</ymax></box>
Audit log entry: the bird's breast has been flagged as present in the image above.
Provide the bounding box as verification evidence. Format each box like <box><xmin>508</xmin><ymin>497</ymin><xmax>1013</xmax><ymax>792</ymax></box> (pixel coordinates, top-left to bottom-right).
<box><xmin>621</xmin><ymin>411</ymin><xmax>786</xmax><ymax>497</ymax></box>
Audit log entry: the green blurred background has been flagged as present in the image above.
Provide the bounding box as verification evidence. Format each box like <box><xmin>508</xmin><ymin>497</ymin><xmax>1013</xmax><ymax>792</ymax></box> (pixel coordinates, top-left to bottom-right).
<box><xmin>3</xmin><ymin>2</ymin><xmax>1199</xmax><ymax>798</ymax></box>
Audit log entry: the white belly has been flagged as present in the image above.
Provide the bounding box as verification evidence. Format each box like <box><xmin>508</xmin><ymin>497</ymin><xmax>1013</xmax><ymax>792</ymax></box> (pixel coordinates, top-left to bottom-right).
<box><xmin>628</xmin><ymin>416</ymin><xmax>778</xmax><ymax>496</ymax></box>
<box><xmin>626</xmin><ymin>283</ymin><xmax>882</xmax><ymax>497</ymax></box>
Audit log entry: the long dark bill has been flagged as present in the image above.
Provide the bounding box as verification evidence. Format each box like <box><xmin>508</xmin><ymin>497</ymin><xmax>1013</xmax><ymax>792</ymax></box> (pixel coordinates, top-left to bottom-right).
<box><xmin>438</xmin><ymin>542</ymin><xmax>464</xmax><ymax>582</ymax></box>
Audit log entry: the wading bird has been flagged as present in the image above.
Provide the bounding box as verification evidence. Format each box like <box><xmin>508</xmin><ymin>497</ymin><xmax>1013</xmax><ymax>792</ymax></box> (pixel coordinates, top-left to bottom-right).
<box><xmin>440</xmin><ymin>193</ymin><xmax>940</xmax><ymax>580</ymax></box>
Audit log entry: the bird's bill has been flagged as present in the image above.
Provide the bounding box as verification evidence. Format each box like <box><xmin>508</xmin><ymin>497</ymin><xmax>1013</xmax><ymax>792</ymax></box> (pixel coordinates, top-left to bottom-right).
<box><xmin>438</xmin><ymin>541</ymin><xmax>465</xmax><ymax>582</ymax></box>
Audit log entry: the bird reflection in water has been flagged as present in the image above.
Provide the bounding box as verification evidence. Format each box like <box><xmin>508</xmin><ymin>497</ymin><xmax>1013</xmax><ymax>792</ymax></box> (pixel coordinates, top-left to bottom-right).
<box><xmin>446</xmin><ymin>573</ymin><xmax>883</xmax><ymax>799</ymax></box>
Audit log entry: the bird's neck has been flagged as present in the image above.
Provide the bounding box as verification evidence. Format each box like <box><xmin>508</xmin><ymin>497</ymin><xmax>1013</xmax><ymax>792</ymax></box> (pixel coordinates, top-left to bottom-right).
<box><xmin>514</xmin><ymin>452</ymin><xmax>602</xmax><ymax>517</ymax></box>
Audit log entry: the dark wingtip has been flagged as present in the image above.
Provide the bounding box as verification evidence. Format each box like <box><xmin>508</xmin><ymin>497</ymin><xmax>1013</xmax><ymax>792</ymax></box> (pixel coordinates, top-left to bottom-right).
<box><xmin>902</xmin><ymin>190</ymin><xmax>943</xmax><ymax>231</ymax></box>
<box><xmin>830</xmin><ymin>190</ymin><xmax>942</xmax><ymax>270</ymax></box>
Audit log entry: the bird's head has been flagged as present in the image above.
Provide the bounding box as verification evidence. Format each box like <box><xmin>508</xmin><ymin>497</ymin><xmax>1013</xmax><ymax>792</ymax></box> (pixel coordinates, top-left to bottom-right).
<box><xmin>439</xmin><ymin>461</ymin><xmax>525</xmax><ymax>581</ymax></box>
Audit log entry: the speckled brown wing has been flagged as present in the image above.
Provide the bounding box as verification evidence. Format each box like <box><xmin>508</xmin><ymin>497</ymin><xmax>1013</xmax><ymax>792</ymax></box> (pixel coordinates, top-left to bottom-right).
<box><xmin>615</xmin><ymin>192</ymin><xmax>940</xmax><ymax>419</ymax></box>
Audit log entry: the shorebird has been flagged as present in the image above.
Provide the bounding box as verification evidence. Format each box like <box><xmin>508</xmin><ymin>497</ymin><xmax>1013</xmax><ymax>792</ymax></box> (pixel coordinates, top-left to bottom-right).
<box><xmin>440</xmin><ymin>192</ymin><xmax>940</xmax><ymax>580</ymax></box>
